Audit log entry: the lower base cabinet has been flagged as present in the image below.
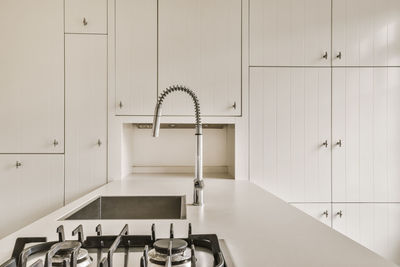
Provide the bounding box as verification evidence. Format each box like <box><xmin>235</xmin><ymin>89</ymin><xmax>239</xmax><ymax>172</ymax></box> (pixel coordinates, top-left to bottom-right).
<box><xmin>333</xmin><ymin>203</ymin><xmax>400</xmax><ymax>265</ymax></box>
<box><xmin>0</xmin><ymin>155</ymin><xmax>64</xmax><ymax>239</ymax></box>
<box><xmin>291</xmin><ymin>203</ymin><xmax>331</xmax><ymax>227</ymax></box>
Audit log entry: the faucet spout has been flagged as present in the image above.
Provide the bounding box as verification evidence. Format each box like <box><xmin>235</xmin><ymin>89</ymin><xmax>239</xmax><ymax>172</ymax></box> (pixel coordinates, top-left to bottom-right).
<box><xmin>152</xmin><ymin>85</ymin><xmax>204</xmax><ymax>206</ymax></box>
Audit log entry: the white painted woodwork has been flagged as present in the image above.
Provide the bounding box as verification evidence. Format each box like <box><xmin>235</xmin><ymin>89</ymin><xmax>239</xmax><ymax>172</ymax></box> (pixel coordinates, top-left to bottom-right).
<box><xmin>65</xmin><ymin>35</ymin><xmax>108</xmax><ymax>203</ymax></box>
<box><xmin>333</xmin><ymin>203</ymin><xmax>400</xmax><ymax>265</ymax></box>
<box><xmin>65</xmin><ymin>0</ymin><xmax>108</xmax><ymax>34</ymax></box>
<box><xmin>115</xmin><ymin>0</ymin><xmax>157</xmax><ymax>115</ymax></box>
<box><xmin>332</xmin><ymin>68</ymin><xmax>400</xmax><ymax>202</ymax></box>
<box><xmin>158</xmin><ymin>0</ymin><xmax>241</xmax><ymax>116</ymax></box>
<box><xmin>292</xmin><ymin>203</ymin><xmax>332</xmax><ymax>226</ymax></box>
<box><xmin>0</xmin><ymin>155</ymin><xmax>64</xmax><ymax>239</ymax></box>
<box><xmin>249</xmin><ymin>0</ymin><xmax>331</xmax><ymax>66</ymax></box>
<box><xmin>0</xmin><ymin>0</ymin><xmax>64</xmax><ymax>153</ymax></box>
<box><xmin>249</xmin><ymin>68</ymin><xmax>331</xmax><ymax>202</ymax></box>
<box><xmin>332</xmin><ymin>0</ymin><xmax>400</xmax><ymax>66</ymax></box>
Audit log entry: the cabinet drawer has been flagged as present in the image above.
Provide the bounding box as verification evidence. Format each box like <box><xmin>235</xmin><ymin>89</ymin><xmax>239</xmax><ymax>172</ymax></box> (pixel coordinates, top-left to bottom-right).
<box><xmin>65</xmin><ymin>0</ymin><xmax>107</xmax><ymax>34</ymax></box>
<box><xmin>0</xmin><ymin>155</ymin><xmax>64</xmax><ymax>239</ymax></box>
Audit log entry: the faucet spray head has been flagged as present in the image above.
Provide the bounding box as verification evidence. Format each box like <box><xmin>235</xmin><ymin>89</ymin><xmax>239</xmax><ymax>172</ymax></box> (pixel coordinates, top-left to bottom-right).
<box><xmin>152</xmin><ymin>103</ymin><xmax>162</xmax><ymax>137</ymax></box>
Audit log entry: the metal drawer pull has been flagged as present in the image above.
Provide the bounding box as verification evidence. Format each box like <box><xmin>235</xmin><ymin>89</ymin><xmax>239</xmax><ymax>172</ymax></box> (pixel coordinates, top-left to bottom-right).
<box><xmin>53</xmin><ymin>139</ymin><xmax>59</xmax><ymax>147</ymax></box>
<box><xmin>336</xmin><ymin>139</ymin><xmax>342</xmax><ymax>147</ymax></box>
<box><xmin>16</xmin><ymin>161</ymin><xmax>22</xmax><ymax>168</ymax></box>
<box><xmin>83</xmin><ymin>17</ymin><xmax>88</xmax><ymax>26</ymax></box>
<box><xmin>322</xmin><ymin>51</ymin><xmax>328</xmax><ymax>59</ymax></box>
<box><xmin>97</xmin><ymin>139</ymin><xmax>102</xmax><ymax>147</ymax></box>
<box><xmin>322</xmin><ymin>140</ymin><xmax>328</xmax><ymax>148</ymax></box>
<box><xmin>119</xmin><ymin>101</ymin><xmax>123</xmax><ymax>109</ymax></box>
<box><xmin>336</xmin><ymin>52</ymin><xmax>342</xmax><ymax>59</ymax></box>
<box><xmin>232</xmin><ymin>101</ymin><xmax>237</xmax><ymax>110</ymax></box>
<box><xmin>322</xmin><ymin>210</ymin><xmax>329</xmax><ymax>218</ymax></box>
<box><xmin>336</xmin><ymin>210</ymin><xmax>343</xmax><ymax>218</ymax></box>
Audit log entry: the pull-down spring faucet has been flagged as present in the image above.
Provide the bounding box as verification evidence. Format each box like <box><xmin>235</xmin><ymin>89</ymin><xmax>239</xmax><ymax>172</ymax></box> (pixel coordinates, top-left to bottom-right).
<box><xmin>152</xmin><ymin>85</ymin><xmax>204</xmax><ymax>206</ymax></box>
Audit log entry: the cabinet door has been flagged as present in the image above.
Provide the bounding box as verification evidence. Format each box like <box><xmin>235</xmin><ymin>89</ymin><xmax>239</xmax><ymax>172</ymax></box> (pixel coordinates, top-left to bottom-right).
<box><xmin>115</xmin><ymin>0</ymin><xmax>157</xmax><ymax>115</ymax></box>
<box><xmin>65</xmin><ymin>0</ymin><xmax>108</xmax><ymax>34</ymax></box>
<box><xmin>333</xmin><ymin>203</ymin><xmax>400</xmax><ymax>265</ymax></box>
<box><xmin>250</xmin><ymin>0</ymin><xmax>331</xmax><ymax>66</ymax></box>
<box><xmin>158</xmin><ymin>0</ymin><xmax>241</xmax><ymax>116</ymax></box>
<box><xmin>0</xmin><ymin>0</ymin><xmax>64</xmax><ymax>153</ymax></box>
<box><xmin>332</xmin><ymin>0</ymin><xmax>400</xmax><ymax>66</ymax></box>
<box><xmin>332</xmin><ymin>68</ymin><xmax>400</xmax><ymax>202</ymax></box>
<box><xmin>65</xmin><ymin>35</ymin><xmax>107</xmax><ymax>203</ymax></box>
<box><xmin>292</xmin><ymin>203</ymin><xmax>332</xmax><ymax>226</ymax></box>
<box><xmin>250</xmin><ymin>68</ymin><xmax>331</xmax><ymax>202</ymax></box>
<box><xmin>0</xmin><ymin>155</ymin><xmax>64</xmax><ymax>239</ymax></box>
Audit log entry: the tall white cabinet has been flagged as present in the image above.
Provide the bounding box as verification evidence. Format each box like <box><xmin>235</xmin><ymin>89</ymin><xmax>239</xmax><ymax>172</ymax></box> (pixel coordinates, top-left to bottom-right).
<box><xmin>65</xmin><ymin>35</ymin><xmax>108</xmax><ymax>203</ymax></box>
<box><xmin>0</xmin><ymin>0</ymin><xmax>64</xmax><ymax>153</ymax></box>
<box><xmin>249</xmin><ymin>0</ymin><xmax>400</xmax><ymax>264</ymax></box>
<box><xmin>250</xmin><ymin>68</ymin><xmax>331</xmax><ymax>202</ymax></box>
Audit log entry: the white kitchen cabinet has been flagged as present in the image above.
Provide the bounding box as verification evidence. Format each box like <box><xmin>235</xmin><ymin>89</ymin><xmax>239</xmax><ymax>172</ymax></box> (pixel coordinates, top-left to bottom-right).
<box><xmin>158</xmin><ymin>0</ymin><xmax>241</xmax><ymax>116</ymax></box>
<box><xmin>0</xmin><ymin>155</ymin><xmax>64</xmax><ymax>239</ymax></box>
<box><xmin>249</xmin><ymin>68</ymin><xmax>331</xmax><ymax>202</ymax></box>
<box><xmin>65</xmin><ymin>35</ymin><xmax>108</xmax><ymax>203</ymax></box>
<box><xmin>291</xmin><ymin>203</ymin><xmax>332</xmax><ymax>226</ymax></box>
<box><xmin>332</xmin><ymin>203</ymin><xmax>400</xmax><ymax>265</ymax></box>
<box><xmin>332</xmin><ymin>0</ymin><xmax>400</xmax><ymax>66</ymax></box>
<box><xmin>332</xmin><ymin>68</ymin><xmax>400</xmax><ymax>202</ymax></box>
<box><xmin>0</xmin><ymin>0</ymin><xmax>64</xmax><ymax>153</ymax></box>
<box><xmin>250</xmin><ymin>0</ymin><xmax>331</xmax><ymax>67</ymax></box>
<box><xmin>65</xmin><ymin>0</ymin><xmax>108</xmax><ymax>34</ymax></box>
<box><xmin>115</xmin><ymin>0</ymin><xmax>157</xmax><ymax>115</ymax></box>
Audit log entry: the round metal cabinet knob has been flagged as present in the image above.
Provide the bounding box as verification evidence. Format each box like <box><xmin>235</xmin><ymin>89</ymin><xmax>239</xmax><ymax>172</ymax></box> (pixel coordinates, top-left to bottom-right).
<box><xmin>97</xmin><ymin>139</ymin><xmax>102</xmax><ymax>147</ymax></box>
<box><xmin>336</xmin><ymin>139</ymin><xmax>342</xmax><ymax>147</ymax></box>
<box><xmin>322</xmin><ymin>51</ymin><xmax>328</xmax><ymax>59</ymax></box>
<box><xmin>16</xmin><ymin>161</ymin><xmax>22</xmax><ymax>168</ymax></box>
<box><xmin>83</xmin><ymin>17</ymin><xmax>88</xmax><ymax>26</ymax></box>
<box><xmin>336</xmin><ymin>52</ymin><xmax>342</xmax><ymax>59</ymax></box>
<box><xmin>322</xmin><ymin>210</ymin><xmax>329</xmax><ymax>218</ymax></box>
<box><xmin>232</xmin><ymin>101</ymin><xmax>237</xmax><ymax>110</ymax></box>
<box><xmin>336</xmin><ymin>210</ymin><xmax>343</xmax><ymax>218</ymax></box>
<box><xmin>53</xmin><ymin>139</ymin><xmax>59</xmax><ymax>147</ymax></box>
<box><xmin>322</xmin><ymin>140</ymin><xmax>328</xmax><ymax>148</ymax></box>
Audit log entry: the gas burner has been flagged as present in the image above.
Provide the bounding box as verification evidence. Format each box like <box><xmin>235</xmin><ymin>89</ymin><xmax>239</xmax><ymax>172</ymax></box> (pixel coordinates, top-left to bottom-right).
<box><xmin>52</xmin><ymin>247</ymin><xmax>92</xmax><ymax>267</ymax></box>
<box><xmin>148</xmin><ymin>239</ymin><xmax>192</xmax><ymax>265</ymax></box>
<box><xmin>0</xmin><ymin>223</ymin><xmax>229</xmax><ymax>267</ymax></box>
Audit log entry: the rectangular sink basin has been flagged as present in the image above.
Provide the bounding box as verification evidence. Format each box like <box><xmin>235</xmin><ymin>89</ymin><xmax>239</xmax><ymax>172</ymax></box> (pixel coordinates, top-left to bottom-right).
<box><xmin>62</xmin><ymin>196</ymin><xmax>186</xmax><ymax>220</ymax></box>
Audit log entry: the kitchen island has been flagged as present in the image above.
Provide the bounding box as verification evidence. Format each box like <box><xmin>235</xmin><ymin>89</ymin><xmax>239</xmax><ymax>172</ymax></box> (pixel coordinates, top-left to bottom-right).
<box><xmin>0</xmin><ymin>174</ymin><xmax>397</xmax><ymax>267</ymax></box>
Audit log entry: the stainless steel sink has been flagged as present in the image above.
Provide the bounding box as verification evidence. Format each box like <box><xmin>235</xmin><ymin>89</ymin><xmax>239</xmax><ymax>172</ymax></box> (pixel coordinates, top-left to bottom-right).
<box><xmin>62</xmin><ymin>196</ymin><xmax>186</xmax><ymax>220</ymax></box>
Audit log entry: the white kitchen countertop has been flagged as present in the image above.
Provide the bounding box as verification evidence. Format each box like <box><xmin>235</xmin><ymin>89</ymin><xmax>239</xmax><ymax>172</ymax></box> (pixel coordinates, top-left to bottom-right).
<box><xmin>0</xmin><ymin>173</ymin><xmax>397</xmax><ymax>267</ymax></box>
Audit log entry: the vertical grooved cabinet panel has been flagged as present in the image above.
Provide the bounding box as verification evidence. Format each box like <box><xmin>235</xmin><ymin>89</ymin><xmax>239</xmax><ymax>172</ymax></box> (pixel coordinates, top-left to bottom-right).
<box><xmin>332</xmin><ymin>0</ymin><xmax>400</xmax><ymax>66</ymax></box>
<box><xmin>291</xmin><ymin>203</ymin><xmax>332</xmax><ymax>226</ymax></box>
<box><xmin>65</xmin><ymin>0</ymin><xmax>108</xmax><ymax>34</ymax></box>
<box><xmin>250</xmin><ymin>68</ymin><xmax>331</xmax><ymax>202</ymax></box>
<box><xmin>65</xmin><ymin>35</ymin><xmax>107</xmax><ymax>203</ymax></box>
<box><xmin>0</xmin><ymin>0</ymin><xmax>64</xmax><ymax>153</ymax></box>
<box><xmin>115</xmin><ymin>0</ymin><xmax>157</xmax><ymax>115</ymax></box>
<box><xmin>250</xmin><ymin>0</ymin><xmax>331</xmax><ymax>66</ymax></box>
<box><xmin>332</xmin><ymin>204</ymin><xmax>400</xmax><ymax>265</ymax></box>
<box><xmin>332</xmin><ymin>68</ymin><xmax>400</xmax><ymax>202</ymax></box>
<box><xmin>0</xmin><ymin>155</ymin><xmax>64</xmax><ymax>239</ymax></box>
<box><xmin>158</xmin><ymin>0</ymin><xmax>241</xmax><ymax>116</ymax></box>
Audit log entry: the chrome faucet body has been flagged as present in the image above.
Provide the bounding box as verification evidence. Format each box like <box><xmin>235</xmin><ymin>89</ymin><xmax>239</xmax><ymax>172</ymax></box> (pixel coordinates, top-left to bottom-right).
<box><xmin>152</xmin><ymin>85</ymin><xmax>204</xmax><ymax>206</ymax></box>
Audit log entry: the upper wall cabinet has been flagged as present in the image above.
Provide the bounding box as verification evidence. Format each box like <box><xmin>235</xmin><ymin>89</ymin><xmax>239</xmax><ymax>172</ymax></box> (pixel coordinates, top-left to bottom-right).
<box><xmin>0</xmin><ymin>0</ymin><xmax>64</xmax><ymax>153</ymax></box>
<box><xmin>65</xmin><ymin>0</ymin><xmax>108</xmax><ymax>34</ymax></box>
<box><xmin>332</xmin><ymin>0</ymin><xmax>400</xmax><ymax>66</ymax></box>
<box><xmin>115</xmin><ymin>0</ymin><xmax>157</xmax><ymax>115</ymax></box>
<box><xmin>158</xmin><ymin>0</ymin><xmax>241</xmax><ymax>116</ymax></box>
<box><xmin>332</xmin><ymin>68</ymin><xmax>400</xmax><ymax>202</ymax></box>
<box><xmin>250</xmin><ymin>68</ymin><xmax>331</xmax><ymax>202</ymax></box>
<box><xmin>250</xmin><ymin>0</ymin><xmax>331</xmax><ymax>66</ymax></box>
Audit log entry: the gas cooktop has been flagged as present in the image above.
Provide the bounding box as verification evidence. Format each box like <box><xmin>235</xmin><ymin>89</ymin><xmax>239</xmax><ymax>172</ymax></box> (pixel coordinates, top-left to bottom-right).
<box><xmin>0</xmin><ymin>223</ymin><xmax>231</xmax><ymax>267</ymax></box>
